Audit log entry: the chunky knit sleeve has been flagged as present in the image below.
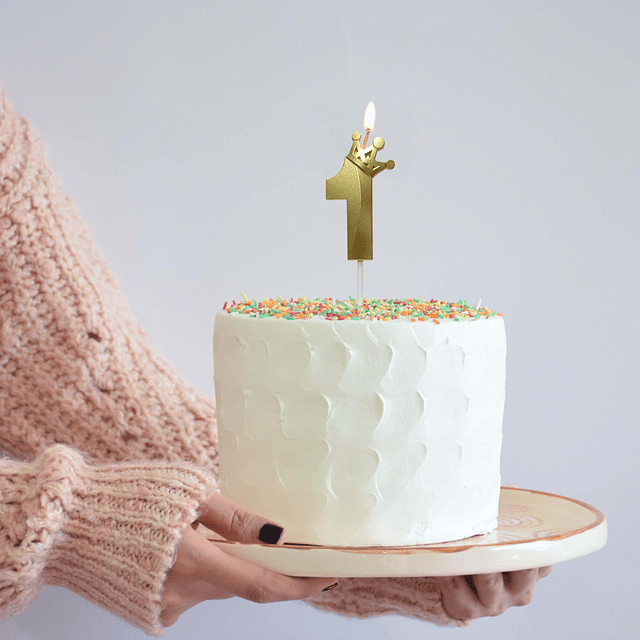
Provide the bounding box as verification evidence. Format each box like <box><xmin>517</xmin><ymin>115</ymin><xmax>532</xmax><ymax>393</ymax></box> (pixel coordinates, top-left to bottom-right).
<box><xmin>304</xmin><ymin>578</ymin><xmax>470</xmax><ymax>627</ymax></box>
<box><xmin>0</xmin><ymin>84</ymin><xmax>466</xmax><ymax>632</ymax></box>
<box><xmin>0</xmin><ymin>444</ymin><xmax>215</xmax><ymax>636</ymax></box>
<box><xmin>0</xmin><ymin>86</ymin><xmax>219</xmax><ymax>472</ymax></box>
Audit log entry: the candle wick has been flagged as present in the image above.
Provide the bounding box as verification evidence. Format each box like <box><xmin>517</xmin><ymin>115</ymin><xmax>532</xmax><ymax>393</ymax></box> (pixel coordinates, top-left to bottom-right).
<box><xmin>362</xmin><ymin>128</ymin><xmax>371</xmax><ymax>151</ymax></box>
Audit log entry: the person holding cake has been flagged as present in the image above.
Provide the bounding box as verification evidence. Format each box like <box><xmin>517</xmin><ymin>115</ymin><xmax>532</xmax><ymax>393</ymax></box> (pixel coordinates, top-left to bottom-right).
<box><xmin>0</xmin><ymin>85</ymin><xmax>552</xmax><ymax>636</ymax></box>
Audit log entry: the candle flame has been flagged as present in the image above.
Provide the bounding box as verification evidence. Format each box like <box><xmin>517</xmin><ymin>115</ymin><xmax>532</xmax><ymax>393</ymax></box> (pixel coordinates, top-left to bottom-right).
<box><xmin>363</xmin><ymin>101</ymin><xmax>376</xmax><ymax>133</ymax></box>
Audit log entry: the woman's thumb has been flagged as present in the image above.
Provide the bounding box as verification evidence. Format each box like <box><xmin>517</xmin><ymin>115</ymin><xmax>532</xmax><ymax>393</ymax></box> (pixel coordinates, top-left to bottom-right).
<box><xmin>196</xmin><ymin>492</ymin><xmax>285</xmax><ymax>545</ymax></box>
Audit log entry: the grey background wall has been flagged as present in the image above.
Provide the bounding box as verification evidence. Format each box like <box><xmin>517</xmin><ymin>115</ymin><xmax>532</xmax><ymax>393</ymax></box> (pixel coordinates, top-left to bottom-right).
<box><xmin>1</xmin><ymin>1</ymin><xmax>637</xmax><ymax>639</ymax></box>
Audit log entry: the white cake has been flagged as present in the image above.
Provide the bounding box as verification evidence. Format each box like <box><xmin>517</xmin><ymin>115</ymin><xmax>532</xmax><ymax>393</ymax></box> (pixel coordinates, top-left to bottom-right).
<box><xmin>213</xmin><ymin>298</ymin><xmax>506</xmax><ymax>546</ymax></box>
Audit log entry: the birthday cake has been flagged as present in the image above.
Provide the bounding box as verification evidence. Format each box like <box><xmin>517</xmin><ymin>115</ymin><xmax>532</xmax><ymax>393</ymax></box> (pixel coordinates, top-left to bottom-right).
<box><xmin>213</xmin><ymin>297</ymin><xmax>506</xmax><ymax>546</ymax></box>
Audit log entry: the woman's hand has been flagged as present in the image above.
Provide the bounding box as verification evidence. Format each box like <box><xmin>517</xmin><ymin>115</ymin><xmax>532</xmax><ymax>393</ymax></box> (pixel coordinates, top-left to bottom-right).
<box><xmin>160</xmin><ymin>493</ymin><xmax>338</xmax><ymax>627</ymax></box>
<box><xmin>439</xmin><ymin>566</ymin><xmax>553</xmax><ymax>620</ymax></box>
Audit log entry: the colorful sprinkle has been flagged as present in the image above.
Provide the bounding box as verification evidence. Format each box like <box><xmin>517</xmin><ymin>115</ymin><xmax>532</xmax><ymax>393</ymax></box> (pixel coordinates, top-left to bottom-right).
<box><xmin>222</xmin><ymin>298</ymin><xmax>501</xmax><ymax>324</ymax></box>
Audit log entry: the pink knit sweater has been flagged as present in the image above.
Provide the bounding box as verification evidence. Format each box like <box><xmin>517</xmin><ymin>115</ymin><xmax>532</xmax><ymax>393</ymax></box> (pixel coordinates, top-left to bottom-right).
<box><xmin>0</xmin><ymin>86</ymin><xmax>470</xmax><ymax>635</ymax></box>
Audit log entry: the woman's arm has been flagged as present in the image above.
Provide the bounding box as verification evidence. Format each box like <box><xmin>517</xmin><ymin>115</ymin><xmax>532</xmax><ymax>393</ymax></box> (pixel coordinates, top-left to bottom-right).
<box><xmin>0</xmin><ymin>85</ymin><xmax>218</xmax><ymax>471</ymax></box>
<box><xmin>0</xmin><ymin>443</ymin><xmax>214</xmax><ymax>636</ymax></box>
<box><xmin>305</xmin><ymin>576</ymin><xmax>472</xmax><ymax>627</ymax></box>
<box><xmin>0</xmin><ymin>444</ymin><xmax>339</xmax><ymax>634</ymax></box>
<box><xmin>305</xmin><ymin>569</ymin><xmax>552</xmax><ymax>625</ymax></box>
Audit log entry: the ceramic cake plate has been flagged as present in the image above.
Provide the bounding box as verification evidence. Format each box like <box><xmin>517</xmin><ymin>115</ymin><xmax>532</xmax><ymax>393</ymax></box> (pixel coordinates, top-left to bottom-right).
<box><xmin>200</xmin><ymin>487</ymin><xmax>607</xmax><ymax>577</ymax></box>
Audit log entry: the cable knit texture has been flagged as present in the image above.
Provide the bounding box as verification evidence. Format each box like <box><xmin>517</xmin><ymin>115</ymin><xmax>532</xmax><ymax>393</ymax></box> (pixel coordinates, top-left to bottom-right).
<box><xmin>0</xmin><ymin>85</ymin><xmax>469</xmax><ymax>634</ymax></box>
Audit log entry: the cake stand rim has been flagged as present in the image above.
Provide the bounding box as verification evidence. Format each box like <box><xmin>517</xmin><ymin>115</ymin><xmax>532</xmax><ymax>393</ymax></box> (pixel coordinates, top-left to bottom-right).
<box><xmin>201</xmin><ymin>486</ymin><xmax>607</xmax><ymax>577</ymax></box>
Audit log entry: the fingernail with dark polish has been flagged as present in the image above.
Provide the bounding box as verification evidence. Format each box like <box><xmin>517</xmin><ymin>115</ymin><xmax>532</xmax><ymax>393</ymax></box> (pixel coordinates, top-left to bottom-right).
<box><xmin>259</xmin><ymin>523</ymin><xmax>284</xmax><ymax>545</ymax></box>
<box><xmin>322</xmin><ymin>582</ymin><xmax>339</xmax><ymax>592</ymax></box>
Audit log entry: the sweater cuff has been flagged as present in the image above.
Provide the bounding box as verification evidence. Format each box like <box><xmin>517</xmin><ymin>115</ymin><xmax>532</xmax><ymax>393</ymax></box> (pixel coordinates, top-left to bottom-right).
<box><xmin>304</xmin><ymin>577</ymin><xmax>472</xmax><ymax>628</ymax></box>
<box><xmin>42</xmin><ymin>446</ymin><xmax>216</xmax><ymax>636</ymax></box>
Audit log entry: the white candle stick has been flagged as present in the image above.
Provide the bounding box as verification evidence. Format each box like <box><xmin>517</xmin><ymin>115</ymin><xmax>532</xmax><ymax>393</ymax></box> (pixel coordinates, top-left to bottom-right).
<box><xmin>357</xmin><ymin>260</ymin><xmax>364</xmax><ymax>305</ymax></box>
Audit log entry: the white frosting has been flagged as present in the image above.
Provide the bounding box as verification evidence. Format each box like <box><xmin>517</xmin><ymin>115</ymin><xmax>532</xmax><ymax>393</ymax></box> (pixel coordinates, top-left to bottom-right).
<box><xmin>213</xmin><ymin>311</ymin><xmax>506</xmax><ymax>546</ymax></box>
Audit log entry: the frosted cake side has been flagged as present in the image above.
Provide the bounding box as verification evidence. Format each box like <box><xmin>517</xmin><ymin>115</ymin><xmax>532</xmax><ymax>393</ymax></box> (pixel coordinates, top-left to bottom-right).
<box><xmin>213</xmin><ymin>298</ymin><xmax>506</xmax><ymax>546</ymax></box>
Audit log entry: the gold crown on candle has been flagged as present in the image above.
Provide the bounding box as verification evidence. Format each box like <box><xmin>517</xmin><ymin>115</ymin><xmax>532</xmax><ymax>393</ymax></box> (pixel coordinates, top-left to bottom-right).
<box><xmin>347</xmin><ymin>131</ymin><xmax>395</xmax><ymax>177</ymax></box>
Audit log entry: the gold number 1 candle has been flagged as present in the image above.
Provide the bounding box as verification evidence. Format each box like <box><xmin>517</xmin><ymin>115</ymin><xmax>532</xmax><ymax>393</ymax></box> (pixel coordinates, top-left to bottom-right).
<box><xmin>326</xmin><ymin>103</ymin><xmax>394</xmax><ymax>301</ymax></box>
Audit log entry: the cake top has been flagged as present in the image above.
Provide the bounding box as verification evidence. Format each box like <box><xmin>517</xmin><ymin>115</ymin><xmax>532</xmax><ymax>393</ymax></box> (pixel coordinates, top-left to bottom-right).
<box><xmin>222</xmin><ymin>295</ymin><xmax>501</xmax><ymax>324</ymax></box>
